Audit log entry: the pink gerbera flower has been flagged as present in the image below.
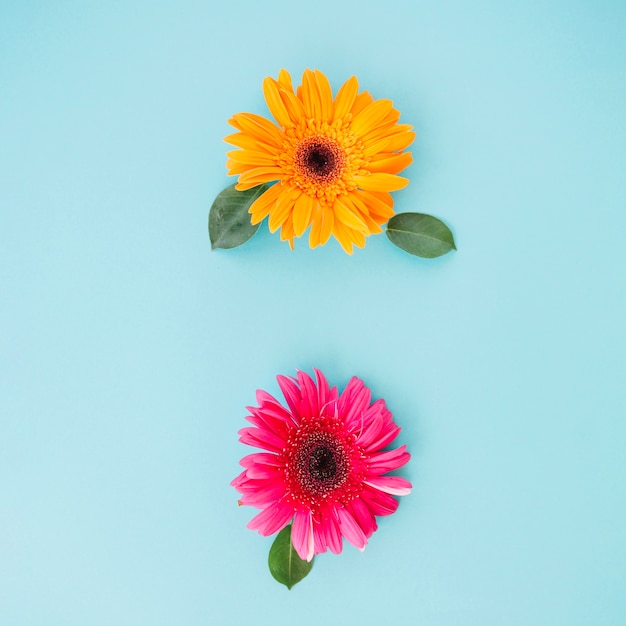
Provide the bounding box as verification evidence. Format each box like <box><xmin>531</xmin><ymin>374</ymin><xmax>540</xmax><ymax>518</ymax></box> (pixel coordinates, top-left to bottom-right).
<box><xmin>231</xmin><ymin>369</ymin><xmax>412</xmax><ymax>562</ymax></box>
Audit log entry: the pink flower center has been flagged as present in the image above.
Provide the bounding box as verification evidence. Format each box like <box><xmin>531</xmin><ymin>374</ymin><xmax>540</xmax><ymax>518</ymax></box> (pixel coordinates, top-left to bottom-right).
<box><xmin>283</xmin><ymin>415</ymin><xmax>367</xmax><ymax>510</ymax></box>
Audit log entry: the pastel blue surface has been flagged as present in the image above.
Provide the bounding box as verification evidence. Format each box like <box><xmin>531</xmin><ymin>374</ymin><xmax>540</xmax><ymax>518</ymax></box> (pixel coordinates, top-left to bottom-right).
<box><xmin>1</xmin><ymin>1</ymin><xmax>625</xmax><ymax>624</ymax></box>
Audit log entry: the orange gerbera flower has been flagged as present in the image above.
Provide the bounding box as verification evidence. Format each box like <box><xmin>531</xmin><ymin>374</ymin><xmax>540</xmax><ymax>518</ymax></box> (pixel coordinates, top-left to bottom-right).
<box><xmin>225</xmin><ymin>69</ymin><xmax>415</xmax><ymax>254</ymax></box>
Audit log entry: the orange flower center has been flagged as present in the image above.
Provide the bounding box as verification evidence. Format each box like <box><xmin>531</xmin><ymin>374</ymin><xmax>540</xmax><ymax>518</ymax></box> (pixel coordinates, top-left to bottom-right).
<box><xmin>279</xmin><ymin>119</ymin><xmax>368</xmax><ymax>206</ymax></box>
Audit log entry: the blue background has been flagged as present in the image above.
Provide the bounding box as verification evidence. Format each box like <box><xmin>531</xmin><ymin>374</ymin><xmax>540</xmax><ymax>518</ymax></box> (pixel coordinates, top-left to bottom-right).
<box><xmin>1</xmin><ymin>1</ymin><xmax>625</xmax><ymax>624</ymax></box>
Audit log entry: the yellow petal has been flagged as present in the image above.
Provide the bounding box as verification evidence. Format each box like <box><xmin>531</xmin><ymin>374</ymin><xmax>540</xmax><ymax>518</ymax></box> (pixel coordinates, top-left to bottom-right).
<box><xmin>268</xmin><ymin>187</ymin><xmax>300</xmax><ymax>232</ymax></box>
<box><xmin>384</xmin><ymin>131</ymin><xmax>416</xmax><ymax>152</ymax></box>
<box><xmin>332</xmin><ymin>220</ymin><xmax>354</xmax><ymax>255</ymax></box>
<box><xmin>226</xmin><ymin>149</ymin><xmax>278</xmax><ymax>166</ymax></box>
<box><xmin>362</xmin><ymin>137</ymin><xmax>392</xmax><ymax>158</ymax></box>
<box><xmin>350</xmin><ymin>91</ymin><xmax>374</xmax><ymax>116</ymax></box>
<box><xmin>354</xmin><ymin>173</ymin><xmax>409</xmax><ymax>192</ymax></box>
<box><xmin>361</xmin><ymin>122</ymin><xmax>412</xmax><ymax>146</ymax></box>
<box><xmin>277</xmin><ymin>69</ymin><xmax>293</xmax><ymax>93</ymax></box>
<box><xmin>369</xmin><ymin>190</ymin><xmax>394</xmax><ymax>206</ymax></box>
<box><xmin>350</xmin><ymin>227</ymin><xmax>366</xmax><ymax>249</ymax></box>
<box><xmin>350</xmin><ymin>192</ymin><xmax>386</xmax><ymax>229</ymax></box>
<box><xmin>248</xmin><ymin>183</ymin><xmax>283</xmax><ymax>224</ymax></box>
<box><xmin>333</xmin><ymin>197</ymin><xmax>370</xmax><ymax>234</ymax></box>
<box><xmin>319</xmin><ymin>205</ymin><xmax>334</xmax><ymax>246</ymax></box>
<box><xmin>223</xmin><ymin>132</ymin><xmax>275</xmax><ymax>153</ymax></box>
<box><xmin>333</xmin><ymin>76</ymin><xmax>358</xmax><ymax>121</ymax></box>
<box><xmin>263</xmin><ymin>77</ymin><xmax>293</xmax><ymax>128</ymax></box>
<box><xmin>332</xmin><ymin>220</ymin><xmax>366</xmax><ymax>254</ymax></box>
<box><xmin>301</xmin><ymin>69</ymin><xmax>320</xmax><ymax>119</ymax></box>
<box><xmin>347</xmin><ymin>191</ymin><xmax>370</xmax><ymax>215</ymax></box>
<box><xmin>238</xmin><ymin>166</ymin><xmax>283</xmax><ymax>185</ymax></box>
<box><xmin>360</xmin><ymin>212</ymin><xmax>383</xmax><ymax>234</ymax></box>
<box><xmin>238</xmin><ymin>175</ymin><xmax>282</xmax><ymax>187</ymax></box>
<box><xmin>380</xmin><ymin>107</ymin><xmax>401</xmax><ymax>126</ymax></box>
<box><xmin>308</xmin><ymin>204</ymin><xmax>322</xmax><ymax>248</ymax></box>
<box><xmin>226</xmin><ymin>160</ymin><xmax>250</xmax><ymax>175</ymax></box>
<box><xmin>279</xmin><ymin>87</ymin><xmax>306</xmax><ymax>121</ymax></box>
<box><xmin>236</xmin><ymin>181</ymin><xmax>266</xmax><ymax>191</ymax></box>
<box><xmin>229</xmin><ymin>113</ymin><xmax>283</xmax><ymax>148</ymax></box>
<box><xmin>357</xmin><ymin>190</ymin><xmax>396</xmax><ymax>219</ymax></box>
<box><xmin>350</xmin><ymin>99</ymin><xmax>394</xmax><ymax>137</ymax></box>
<box><xmin>292</xmin><ymin>192</ymin><xmax>314</xmax><ymax>237</ymax></box>
<box><xmin>279</xmin><ymin>215</ymin><xmax>295</xmax><ymax>248</ymax></box>
<box><xmin>367</xmin><ymin>152</ymin><xmax>413</xmax><ymax>174</ymax></box>
<box><xmin>314</xmin><ymin>69</ymin><xmax>333</xmax><ymax>121</ymax></box>
<box><xmin>346</xmin><ymin>193</ymin><xmax>384</xmax><ymax>233</ymax></box>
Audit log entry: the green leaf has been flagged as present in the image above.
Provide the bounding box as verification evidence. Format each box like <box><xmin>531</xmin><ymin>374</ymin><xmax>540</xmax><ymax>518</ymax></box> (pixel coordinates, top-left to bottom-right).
<box><xmin>386</xmin><ymin>212</ymin><xmax>457</xmax><ymax>258</ymax></box>
<box><xmin>267</xmin><ymin>525</ymin><xmax>314</xmax><ymax>590</ymax></box>
<box><xmin>208</xmin><ymin>183</ymin><xmax>269</xmax><ymax>249</ymax></box>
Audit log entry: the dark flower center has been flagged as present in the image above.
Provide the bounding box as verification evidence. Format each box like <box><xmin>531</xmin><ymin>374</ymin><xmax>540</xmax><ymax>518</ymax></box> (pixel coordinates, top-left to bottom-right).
<box><xmin>294</xmin><ymin>432</ymin><xmax>347</xmax><ymax>495</ymax></box>
<box><xmin>308</xmin><ymin>445</ymin><xmax>337</xmax><ymax>482</ymax></box>
<box><xmin>295</xmin><ymin>137</ymin><xmax>345</xmax><ymax>183</ymax></box>
<box><xmin>304</xmin><ymin>143</ymin><xmax>336</xmax><ymax>176</ymax></box>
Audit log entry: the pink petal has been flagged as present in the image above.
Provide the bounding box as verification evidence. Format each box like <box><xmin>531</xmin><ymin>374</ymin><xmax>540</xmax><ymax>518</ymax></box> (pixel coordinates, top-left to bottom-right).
<box><xmin>230</xmin><ymin>470</ymin><xmax>247</xmax><ymax>489</ymax></box>
<box><xmin>255</xmin><ymin>388</ymin><xmax>281</xmax><ymax>407</ymax></box>
<box><xmin>312</xmin><ymin>520</ymin><xmax>328</xmax><ymax>555</ymax></box>
<box><xmin>245</xmin><ymin>464</ymin><xmax>283</xmax><ymax>480</ymax></box>
<box><xmin>359</xmin><ymin>402</ymin><xmax>401</xmax><ymax>451</ymax></box>
<box><xmin>315</xmin><ymin>507</ymin><xmax>343</xmax><ymax>555</ymax></box>
<box><xmin>360</xmin><ymin>485</ymin><xmax>400</xmax><ymax>516</ymax></box>
<box><xmin>245</xmin><ymin>409</ymin><xmax>290</xmax><ymax>438</ymax></box>
<box><xmin>238</xmin><ymin>427</ymin><xmax>285</xmax><ymax>453</ymax></box>
<box><xmin>347</xmin><ymin>498</ymin><xmax>378</xmax><ymax>539</ymax></box>
<box><xmin>276</xmin><ymin>375</ymin><xmax>302</xmax><ymax>418</ymax></box>
<box><xmin>256</xmin><ymin>399</ymin><xmax>297</xmax><ymax>425</ymax></box>
<box><xmin>338</xmin><ymin>376</ymin><xmax>371</xmax><ymax>427</ymax></box>
<box><xmin>336</xmin><ymin>506</ymin><xmax>368</xmax><ymax>551</ymax></box>
<box><xmin>239</xmin><ymin>452</ymin><xmax>282</xmax><ymax>468</ymax></box>
<box><xmin>355</xmin><ymin>408</ymin><xmax>384</xmax><ymax>446</ymax></box>
<box><xmin>364</xmin><ymin>475</ymin><xmax>412</xmax><ymax>496</ymax></box>
<box><xmin>314</xmin><ymin>368</ymin><xmax>334</xmax><ymax>411</ymax></box>
<box><xmin>247</xmin><ymin>502</ymin><xmax>294</xmax><ymax>536</ymax></box>
<box><xmin>325</xmin><ymin>513</ymin><xmax>343</xmax><ymax>554</ymax></box>
<box><xmin>236</xmin><ymin>479</ymin><xmax>286</xmax><ymax>506</ymax></box>
<box><xmin>366</xmin><ymin>445</ymin><xmax>411</xmax><ymax>475</ymax></box>
<box><xmin>292</xmin><ymin>510</ymin><xmax>315</xmax><ymax>562</ymax></box>
<box><xmin>297</xmin><ymin>370</ymin><xmax>318</xmax><ymax>417</ymax></box>
<box><xmin>367</xmin><ymin>425</ymin><xmax>402</xmax><ymax>452</ymax></box>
